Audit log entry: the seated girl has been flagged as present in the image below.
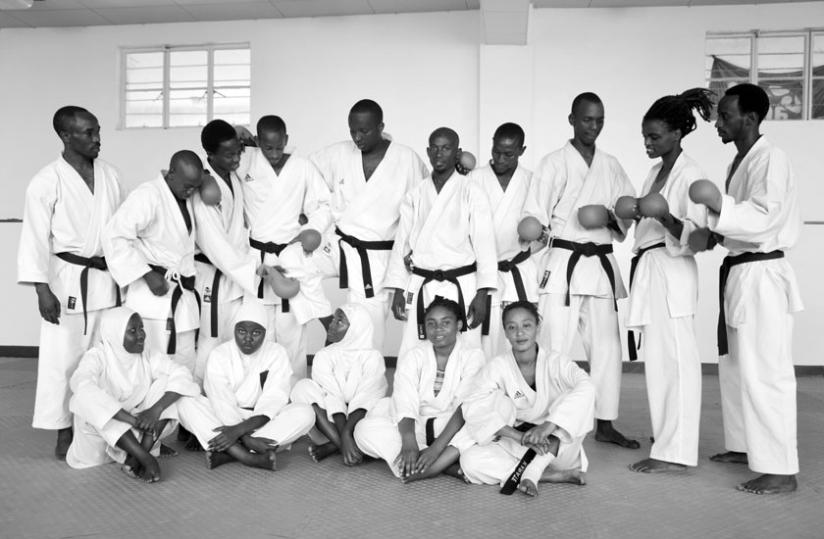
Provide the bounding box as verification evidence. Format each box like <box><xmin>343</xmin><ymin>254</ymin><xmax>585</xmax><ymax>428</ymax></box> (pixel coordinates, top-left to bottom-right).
<box><xmin>290</xmin><ymin>303</ymin><xmax>388</xmax><ymax>465</ymax></box>
<box><xmin>354</xmin><ymin>297</ymin><xmax>484</xmax><ymax>482</ymax></box>
<box><xmin>66</xmin><ymin>307</ymin><xmax>216</xmax><ymax>483</ymax></box>
<box><xmin>460</xmin><ymin>301</ymin><xmax>595</xmax><ymax>497</ymax></box>
<box><xmin>201</xmin><ymin>299</ymin><xmax>315</xmax><ymax>470</ymax></box>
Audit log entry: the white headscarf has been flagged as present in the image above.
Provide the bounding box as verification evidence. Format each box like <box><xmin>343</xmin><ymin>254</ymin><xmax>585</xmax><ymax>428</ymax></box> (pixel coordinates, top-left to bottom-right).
<box><xmin>232</xmin><ymin>298</ymin><xmax>269</xmax><ymax>359</ymax></box>
<box><xmin>100</xmin><ymin>306</ymin><xmax>142</xmax><ymax>364</ymax></box>
<box><xmin>97</xmin><ymin>306</ymin><xmax>152</xmax><ymax>402</ymax></box>
<box><xmin>326</xmin><ymin>303</ymin><xmax>374</xmax><ymax>352</ymax></box>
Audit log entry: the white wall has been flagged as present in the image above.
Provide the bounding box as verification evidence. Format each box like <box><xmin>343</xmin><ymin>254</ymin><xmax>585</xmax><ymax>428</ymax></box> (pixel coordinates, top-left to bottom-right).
<box><xmin>2</xmin><ymin>3</ymin><xmax>822</xmax><ymax>363</ymax></box>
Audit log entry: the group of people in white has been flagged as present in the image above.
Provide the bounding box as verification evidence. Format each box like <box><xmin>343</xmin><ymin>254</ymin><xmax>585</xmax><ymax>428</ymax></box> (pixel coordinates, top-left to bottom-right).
<box><xmin>18</xmin><ymin>82</ymin><xmax>802</xmax><ymax>497</ymax></box>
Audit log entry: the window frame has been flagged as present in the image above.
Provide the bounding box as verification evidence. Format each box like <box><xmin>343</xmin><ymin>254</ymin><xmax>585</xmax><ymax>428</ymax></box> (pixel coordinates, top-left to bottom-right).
<box><xmin>119</xmin><ymin>42</ymin><xmax>251</xmax><ymax>130</ymax></box>
<box><xmin>706</xmin><ymin>29</ymin><xmax>822</xmax><ymax>121</ymax></box>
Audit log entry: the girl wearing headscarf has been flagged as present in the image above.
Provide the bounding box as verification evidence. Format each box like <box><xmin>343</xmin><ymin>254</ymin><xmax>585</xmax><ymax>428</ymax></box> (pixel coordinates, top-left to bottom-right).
<box><xmin>354</xmin><ymin>297</ymin><xmax>484</xmax><ymax>483</ymax></box>
<box><xmin>201</xmin><ymin>299</ymin><xmax>314</xmax><ymax>470</ymax></box>
<box><xmin>65</xmin><ymin>307</ymin><xmax>206</xmax><ymax>482</ymax></box>
<box><xmin>290</xmin><ymin>303</ymin><xmax>388</xmax><ymax>465</ymax></box>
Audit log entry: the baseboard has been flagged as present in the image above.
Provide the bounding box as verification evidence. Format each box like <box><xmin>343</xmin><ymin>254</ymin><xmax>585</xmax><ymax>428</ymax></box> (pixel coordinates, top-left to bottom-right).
<box><xmin>5</xmin><ymin>348</ymin><xmax>822</xmax><ymax>376</ymax></box>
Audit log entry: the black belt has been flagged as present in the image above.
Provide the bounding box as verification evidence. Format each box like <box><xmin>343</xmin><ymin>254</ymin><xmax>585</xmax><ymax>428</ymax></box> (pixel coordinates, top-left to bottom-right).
<box><xmin>411</xmin><ymin>263</ymin><xmax>477</xmax><ymax>340</ymax></box>
<box><xmin>499</xmin><ymin>421</ymin><xmax>538</xmax><ymax>495</ymax></box>
<box><xmin>194</xmin><ymin>253</ymin><xmax>221</xmax><ymax>338</ymax></box>
<box><xmin>249</xmin><ymin>238</ymin><xmax>289</xmax><ymax>312</ymax></box>
<box><xmin>425</xmin><ymin>417</ymin><xmax>436</xmax><ymax>447</ymax></box>
<box><xmin>717</xmin><ymin>250</ymin><xmax>784</xmax><ymax>355</ymax></box>
<box><xmin>553</xmin><ymin>239</ymin><xmax>617</xmax><ymax>311</ymax></box>
<box><xmin>336</xmin><ymin>227</ymin><xmax>394</xmax><ymax>298</ymax></box>
<box><xmin>481</xmin><ymin>250</ymin><xmax>532</xmax><ymax>336</ymax></box>
<box><xmin>148</xmin><ymin>264</ymin><xmax>200</xmax><ymax>355</ymax></box>
<box><xmin>626</xmin><ymin>242</ymin><xmax>666</xmax><ymax>361</ymax></box>
<box><xmin>55</xmin><ymin>252</ymin><xmax>121</xmax><ymax>335</ymax></box>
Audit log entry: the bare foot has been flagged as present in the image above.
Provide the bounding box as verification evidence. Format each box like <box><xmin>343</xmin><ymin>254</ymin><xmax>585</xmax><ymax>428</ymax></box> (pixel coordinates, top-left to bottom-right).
<box><xmin>341</xmin><ymin>437</ymin><xmax>364</xmax><ymax>466</ymax></box>
<box><xmin>139</xmin><ymin>456</ymin><xmax>161</xmax><ymax>483</ymax></box>
<box><xmin>308</xmin><ymin>442</ymin><xmax>338</xmax><ymax>463</ymax></box>
<box><xmin>629</xmin><ymin>458</ymin><xmax>687</xmax><ymax>474</ymax></box>
<box><xmin>159</xmin><ymin>444</ymin><xmax>178</xmax><ymax>458</ymax></box>
<box><xmin>401</xmin><ymin>471</ymin><xmax>425</xmax><ymax>484</ymax></box>
<box><xmin>736</xmin><ymin>474</ymin><xmax>797</xmax><ymax>495</ymax></box>
<box><xmin>244</xmin><ymin>436</ymin><xmax>278</xmax><ymax>454</ymax></box>
<box><xmin>710</xmin><ymin>451</ymin><xmax>748</xmax><ymax>464</ymax></box>
<box><xmin>55</xmin><ymin>427</ymin><xmax>73</xmax><ymax>460</ymax></box>
<box><xmin>443</xmin><ymin>463</ymin><xmax>470</xmax><ymax>484</ymax></box>
<box><xmin>595</xmin><ymin>421</ymin><xmax>640</xmax><ymax>449</ymax></box>
<box><xmin>247</xmin><ymin>450</ymin><xmax>277</xmax><ymax>471</ymax></box>
<box><xmin>205</xmin><ymin>451</ymin><xmax>236</xmax><ymax>470</ymax></box>
<box><xmin>120</xmin><ymin>462</ymin><xmax>141</xmax><ymax>479</ymax></box>
<box><xmin>518</xmin><ymin>479</ymin><xmax>539</xmax><ymax>497</ymax></box>
<box><xmin>541</xmin><ymin>468</ymin><xmax>586</xmax><ymax>485</ymax></box>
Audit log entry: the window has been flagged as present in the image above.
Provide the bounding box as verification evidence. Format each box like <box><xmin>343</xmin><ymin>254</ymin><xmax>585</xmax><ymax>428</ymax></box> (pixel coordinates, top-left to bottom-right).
<box><xmin>706</xmin><ymin>30</ymin><xmax>824</xmax><ymax>120</ymax></box>
<box><xmin>121</xmin><ymin>44</ymin><xmax>250</xmax><ymax>129</ymax></box>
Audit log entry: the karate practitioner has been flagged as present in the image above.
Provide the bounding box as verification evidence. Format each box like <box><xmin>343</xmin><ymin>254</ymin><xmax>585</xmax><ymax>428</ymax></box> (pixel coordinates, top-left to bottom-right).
<box><xmin>102</xmin><ymin>151</ymin><xmax>203</xmax><ymax>377</ymax></box>
<box><xmin>18</xmin><ymin>106</ymin><xmax>122</xmax><ymax>459</ymax></box>
<box><xmin>354</xmin><ymin>298</ymin><xmax>484</xmax><ymax>482</ymax></box>
<box><xmin>624</xmin><ymin>89</ymin><xmax>714</xmax><ymax>474</ymax></box>
<box><xmin>241</xmin><ymin>115</ymin><xmax>333</xmax><ymax>380</ymax></box>
<box><xmin>311</xmin><ymin>99</ymin><xmax>429</xmax><ymax>349</ymax></box>
<box><xmin>290</xmin><ymin>303</ymin><xmax>388</xmax><ymax>465</ymax></box>
<box><xmin>460</xmin><ymin>302</ymin><xmax>595</xmax><ymax>496</ymax></box>
<box><xmin>385</xmin><ymin>127</ymin><xmax>497</xmax><ymax>357</ymax></box>
<box><xmin>65</xmin><ymin>307</ymin><xmax>217</xmax><ymax>482</ymax></box>
<box><xmin>521</xmin><ymin>92</ymin><xmax>638</xmax><ymax>448</ymax></box>
<box><xmin>468</xmin><ymin>123</ymin><xmax>538</xmax><ymax>358</ymax></box>
<box><xmin>193</xmin><ymin>120</ymin><xmax>259</xmax><ymax>383</ymax></box>
<box><xmin>690</xmin><ymin>84</ymin><xmax>802</xmax><ymax>495</ymax></box>
<box><xmin>202</xmin><ymin>300</ymin><xmax>315</xmax><ymax>471</ymax></box>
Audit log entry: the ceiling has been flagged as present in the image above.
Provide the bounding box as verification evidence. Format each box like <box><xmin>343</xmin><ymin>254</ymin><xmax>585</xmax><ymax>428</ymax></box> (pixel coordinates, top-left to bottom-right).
<box><xmin>0</xmin><ymin>0</ymin><xmax>818</xmax><ymax>28</ymax></box>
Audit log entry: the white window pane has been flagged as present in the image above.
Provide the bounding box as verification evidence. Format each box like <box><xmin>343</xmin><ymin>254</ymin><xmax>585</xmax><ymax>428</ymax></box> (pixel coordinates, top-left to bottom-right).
<box><xmin>169</xmin><ymin>88</ymin><xmax>207</xmax><ymax>126</ymax></box>
<box><xmin>757</xmin><ymin>35</ymin><xmax>804</xmax><ymax>79</ymax></box>
<box><xmin>214</xmin><ymin>48</ymin><xmax>250</xmax><ymax>86</ymax></box>
<box><xmin>125</xmin><ymin>113</ymin><xmax>163</xmax><ymax>128</ymax></box>
<box><xmin>759</xmin><ymin>80</ymin><xmax>803</xmax><ymax>120</ymax></box>
<box><xmin>169</xmin><ymin>114</ymin><xmax>207</xmax><ymax>127</ymax></box>
<box><xmin>214</xmin><ymin>48</ymin><xmax>249</xmax><ymax>66</ymax></box>
<box><xmin>125</xmin><ymin>90</ymin><xmax>163</xmax><ymax>113</ymax></box>
<box><xmin>127</xmin><ymin>51</ymin><xmax>163</xmax><ymax>69</ymax></box>
<box><xmin>813</xmin><ymin>34</ymin><xmax>824</xmax><ymax>75</ymax></box>
<box><xmin>219</xmin><ymin>113</ymin><xmax>250</xmax><ymax>126</ymax></box>
<box><xmin>706</xmin><ymin>36</ymin><xmax>751</xmax><ymax>77</ymax></box>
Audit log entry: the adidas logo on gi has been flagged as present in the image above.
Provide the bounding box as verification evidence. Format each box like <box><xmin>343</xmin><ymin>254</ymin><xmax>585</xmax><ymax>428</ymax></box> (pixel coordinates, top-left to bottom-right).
<box><xmin>513</xmin><ymin>390</ymin><xmax>525</xmax><ymax>399</ymax></box>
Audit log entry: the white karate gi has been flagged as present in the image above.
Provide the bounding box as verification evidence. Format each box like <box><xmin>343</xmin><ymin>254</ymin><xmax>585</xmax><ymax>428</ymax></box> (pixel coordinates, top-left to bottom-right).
<box><xmin>311</xmin><ymin>140</ymin><xmax>429</xmax><ymax>349</ymax></box>
<box><xmin>18</xmin><ymin>156</ymin><xmax>122</xmax><ymax>430</ymax></box>
<box><xmin>384</xmin><ymin>172</ymin><xmax>499</xmax><ymax>357</ymax></box>
<box><xmin>241</xmin><ymin>150</ymin><xmax>332</xmax><ymax>379</ymax></box>
<box><xmin>192</xmin><ymin>160</ymin><xmax>258</xmax><ymax>383</ymax></box>
<box><xmin>203</xmin><ymin>301</ymin><xmax>314</xmax><ymax>448</ymax></box>
<box><xmin>66</xmin><ymin>308</ymin><xmax>213</xmax><ymax>469</ymax></box>
<box><xmin>468</xmin><ymin>165</ymin><xmax>539</xmax><ymax>358</ymax></box>
<box><xmin>102</xmin><ymin>175</ymin><xmax>200</xmax><ymax>374</ymax></box>
<box><xmin>291</xmin><ymin>303</ymin><xmax>387</xmax><ymax>444</ymax></box>
<box><xmin>523</xmin><ymin>142</ymin><xmax>635</xmax><ymax>420</ymax></box>
<box><xmin>460</xmin><ymin>347</ymin><xmax>595</xmax><ymax>486</ymax></box>
<box><xmin>627</xmin><ymin>153</ymin><xmax>706</xmax><ymax>466</ymax></box>
<box><xmin>707</xmin><ymin>137</ymin><xmax>803</xmax><ymax>475</ymax></box>
<box><xmin>353</xmin><ymin>337</ymin><xmax>484</xmax><ymax>478</ymax></box>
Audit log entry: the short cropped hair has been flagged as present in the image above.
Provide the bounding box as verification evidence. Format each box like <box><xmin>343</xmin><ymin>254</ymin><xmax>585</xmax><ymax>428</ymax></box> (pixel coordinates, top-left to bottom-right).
<box><xmin>493</xmin><ymin>122</ymin><xmax>525</xmax><ymax>146</ymax></box>
<box><xmin>725</xmin><ymin>83</ymin><xmax>770</xmax><ymax>124</ymax></box>
<box><xmin>200</xmin><ymin>119</ymin><xmax>236</xmax><ymax>154</ymax></box>
<box><xmin>52</xmin><ymin>106</ymin><xmax>89</xmax><ymax>135</ymax></box>
<box><xmin>349</xmin><ymin>99</ymin><xmax>383</xmax><ymax>123</ymax></box>
<box><xmin>570</xmin><ymin>92</ymin><xmax>603</xmax><ymax>115</ymax></box>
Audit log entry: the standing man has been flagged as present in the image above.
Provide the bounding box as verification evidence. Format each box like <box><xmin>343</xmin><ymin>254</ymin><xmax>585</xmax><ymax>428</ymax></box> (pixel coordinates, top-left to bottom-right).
<box><xmin>468</xmin><ymin>123</ymin><xmax>538</xmax><ymax>358</ymax></box>
<box><xmin>522</xmin><ymin>93</ymin><xmax>639</xmax><ymax>449</ymax></box>
<box><xmin>690</xmin><ymin>83</ymin><xmax>802</xmax><ymax>495</ymax></box>
<box><xmin>385</xmin><ymin>127</ymin><xmax>497</xmax><ymax>356</ymax></box>
<box><xmin>311</xmin><ymin>99</ymin><xmax>429</xmax><ymax>350</ymax></box>
<box><xmin>193</xmin><ymin>120</ymin><xmax>259</xmax><ymax>383</ymax></box>
<box><xmin>103</xmin><ymin>151</ymin><xmax>204</xmax><ymax>376</ymax></box>
<box><xmin>18</xmin><ymin>106</ymin><xmax>123</xmax><ymax>459</ymax></box>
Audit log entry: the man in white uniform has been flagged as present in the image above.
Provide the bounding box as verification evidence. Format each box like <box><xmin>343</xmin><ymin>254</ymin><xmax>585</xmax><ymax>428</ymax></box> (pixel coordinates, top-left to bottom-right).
<box><xmin>18</xmin><ymin>106</ymin><xmax>123</xmax><ymax>459</ymax></box>
<box><xmin>193</xmin><ymin>120</ymin><xmax>259</xmax><ymax>383</ymax></box>
<box><xmin>241</xmin><ymin>115</ymin><xmax>332</xmax><ymax>380</ymax></box>
<box><xmin>468</xmin><ymin>123</ymin><xmax>538</xmax><ymax>358</ymax></box>
<box><xmin>690</xmin><ymin>83</ymin><xmax>802</xmax><ymax>495</ymax></box>
<box><xmin>385</xmin><ymin>127</ymin><xmax>498</xmax><ymax>357</ymax></box>
<box><xmin>311</xmin><ymin>99</ymin><xmax>429</xmax><ymax>350</ymax></box>
<box><xmin>522</xmin><ymin>93</ymin><xmax>638</xmax><ymax>448</ymax></box>
<box><xmin>103</xmin><ymin>151</ymin><xmax>203</xmax><ymax>376</ymax></box>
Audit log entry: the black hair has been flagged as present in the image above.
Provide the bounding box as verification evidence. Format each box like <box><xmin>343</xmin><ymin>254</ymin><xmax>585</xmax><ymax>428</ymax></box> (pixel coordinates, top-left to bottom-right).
<box><xmin>169</xmin><ymin>149</ymin><xmax>203</xmax><ymax>172</ymax></box>
<box><xmin>424</xmin><ymin>296</ymin><xmax>462</xmax><ymax>321</ymax></box>
<box><xmin>643</xmin><ymin>88</ymin><xmax>714</xmax><ymax>138</ymax></box>
<box><xmin>493</xmin><ymin>122</ymin><xmax>525</xmax><ymax>147</ymax></box>
<box><xmin>724</xmin><ymin>83</ymin><xmax>770</xmax><ymax>124</ymax></box>
<box><xmin>256</xmin><ymin>115</ymin><xmax>287</xmax><ymax>135</ymax></box>
<box><xmin>349</xmin><ymin>99</ymin><xmax>383</xmax><ymax>123</ymax></box>
<box><xmin>571</xmin><ymin>92</ymin><xmax>603</xmax><ymax>115</ymax></box>
<box><xmin>200</xmin><ymin>119</ymin><xmax>236</xmax><ymax>154</ymax></box>
<box><xmin>429</xmin><ymin>126</ymin><xmax>459</xmax><ymax>146</ymax></box>
<box><xmin>52</xmin><ymin>105</ymin><xmax>90</xmax><ymax>135</ymax></box>
<box><xmin>502</xmin><ymin>300</ymin><xmax>540</xmax><ymax>325</ymax></box>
